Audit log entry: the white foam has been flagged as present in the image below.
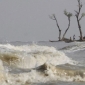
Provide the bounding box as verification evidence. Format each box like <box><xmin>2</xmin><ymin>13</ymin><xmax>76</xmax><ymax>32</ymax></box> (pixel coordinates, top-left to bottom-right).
<box><xmin>0</xmin><ymin>44</ymin><xmax>75</xmax><ymax>68</ymax></box>
<box><xmin>0</xmin><ymin>44</ymin><xmax>79</xmax><ymax>85</ymax></box>
<box><xmin>61</xmin><ymin>42</ymin><xmax>85</xmax><ymax>52</ymax></box>
<box><xmin>0</xmin><ymin>60</ymin><xmax>6</xmax><ymax>83</ymax></box>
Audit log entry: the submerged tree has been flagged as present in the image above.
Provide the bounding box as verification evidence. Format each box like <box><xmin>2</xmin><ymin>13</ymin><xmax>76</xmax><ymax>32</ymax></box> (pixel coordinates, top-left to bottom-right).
<box><xmin>49</xmin><ymin>14</ymin><xmax>61</xmax><ymax>41</ymax></box>
<box><xmin>62</xmin><ymin>10</ymin><xmax>72</xmax><ymax>40</ymax></box>
<box><xmin>49</xmin><ymin>0</ymin><xmax>85</xmax><ymax>42</ymax></box>
<box><xmin>75</xmin><ymin>0</ymin><xmax>85</xmax><ymax>40</ymax></box>
<box><xmin>49</xmin><ymin>10</ymin><xmax>72</xmax><ymax>41</ymax></box>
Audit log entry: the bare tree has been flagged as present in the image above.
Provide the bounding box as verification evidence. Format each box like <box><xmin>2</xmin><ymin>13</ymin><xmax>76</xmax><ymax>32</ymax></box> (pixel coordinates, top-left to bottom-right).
<box><xmin>75</xmin><ymin>0</ymin><xmax>85</xmax><ymax>40</ymax></box>
<box><xmin>62</xmin><ymin>10</ymin><xmax>72</xmax><ymax>40</ymax></box>
<box><xmin>49</xmin><ymin>14</ymin><xmax>61</xmax><ymax>41</ymax></box>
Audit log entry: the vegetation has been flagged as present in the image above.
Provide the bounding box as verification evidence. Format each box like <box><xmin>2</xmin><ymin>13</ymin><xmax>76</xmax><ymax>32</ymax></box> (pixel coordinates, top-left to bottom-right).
<box><xmin>62</xmin><ymin>10</ymin><xmax>72</xmax><ymax>40</ymax></box>
<box><xmin>49</xmin><ymin>10</ymin><xmax>72</xmax><ymax>41</ymax></box>
<box><xmin>49</xmin><ymin>14</ymin><xmax>61</xmax><ymax>41</ymax></box>
<box><xmin>75</xmin><ymin>0</ymin><xmax>85</xmax><ymax>41</ymax></box>
<box><xmin>50</xmin><ymin>0</ymin><xmax>85</xmax><ymax>42</ymax></box>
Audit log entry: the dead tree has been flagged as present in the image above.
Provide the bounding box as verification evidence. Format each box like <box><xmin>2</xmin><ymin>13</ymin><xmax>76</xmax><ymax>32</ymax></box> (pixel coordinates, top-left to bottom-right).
<box><xmin>62</xmin><ymin>10</ymin><xmax>72</xmax><ymax>40</ymax></box>
<box><xmin>49</xmin><ymin>14</ymin><xmax>61</xmax><ymax>41</ymax></box>
<box><xmin>75</xmin><ymin>0</ymin><xmax>85</xmax><ymax>40</ymax></box>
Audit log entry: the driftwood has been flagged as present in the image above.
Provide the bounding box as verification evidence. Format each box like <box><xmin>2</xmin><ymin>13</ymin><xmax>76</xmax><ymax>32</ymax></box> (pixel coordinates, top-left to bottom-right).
<box><xmin>49</xmin><ymin>40</ymin><xmax>60</xmax><ymax>42</ymax></box>
<box><xmin>62</xmin><ymin>37</ymin><xmax>73</xmax><ymax>43</ymax></box>
<box><xmin>49</xmin><ymin>37</ymin><xmax>73</xmax><ymax>43</ymax></box>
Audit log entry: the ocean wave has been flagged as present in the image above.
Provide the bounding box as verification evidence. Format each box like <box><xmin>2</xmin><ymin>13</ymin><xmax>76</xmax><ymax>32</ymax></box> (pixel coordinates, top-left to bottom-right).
<box><xmin>3</xmin><ymin>63</ymin><xmax>85</xmax><ymax>85</ymax></box>
<box><xmin>0</xmin><ymin>44</ymin><xmax>80</xmax><ymax>85</ymax></box>
<box><xmin>0</xmin><ymin>44</ymin><xmax>75</xmax><ymax>68</ymax></box>
<box><xmin>60</xmin><ymin>42</ymin><xmax>85</xmax><ymax>52</ymax></box>
<box><xmin>34</xmin><ymin>63</ymin><xmax>85</xmax><ymax>82</ymax></box>
<box><xmin>0</xmin><ymin>60</ymin><xmax>6</xmax><ymax>83</ymax></box>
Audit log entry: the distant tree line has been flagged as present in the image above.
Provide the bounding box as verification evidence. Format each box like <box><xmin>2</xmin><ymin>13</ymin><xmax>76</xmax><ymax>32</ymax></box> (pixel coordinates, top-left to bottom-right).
<box><xmin>50</xmin><ymin>0</ymin><xmax>85</xmax><ymax>42</ymax></box>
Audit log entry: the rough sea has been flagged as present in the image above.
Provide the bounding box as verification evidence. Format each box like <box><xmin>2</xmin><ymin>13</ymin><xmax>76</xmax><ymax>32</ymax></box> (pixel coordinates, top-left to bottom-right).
<box><xmin>0</xmin><ymin>41</ymin><xmax>85</xmax><ymax>85</ymax></box>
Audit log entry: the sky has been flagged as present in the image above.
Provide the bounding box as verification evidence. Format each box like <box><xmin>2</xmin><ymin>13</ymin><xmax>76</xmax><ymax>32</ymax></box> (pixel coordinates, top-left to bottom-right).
<box><xmin>0</xmin><ymin>0</ymin><xmax>85</xmax><ymax>42</ymax></box>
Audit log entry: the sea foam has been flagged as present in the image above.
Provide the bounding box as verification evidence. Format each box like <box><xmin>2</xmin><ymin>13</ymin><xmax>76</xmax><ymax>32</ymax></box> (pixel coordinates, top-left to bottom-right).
<box><xmin>0</xmin><ymin>44</ymin><xmax>75</xmax><ymax>68</ymax></box>
<box><xmin>0</xmin><ymin>44</ymin><xmax>81</xmax><ymax>85</ymax></box>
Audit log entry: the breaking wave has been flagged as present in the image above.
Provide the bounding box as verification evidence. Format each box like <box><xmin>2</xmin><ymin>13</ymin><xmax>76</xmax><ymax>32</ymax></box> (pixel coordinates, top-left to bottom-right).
<box><xmin>60</xmin><ymin>42</ymin><xmax>85</xmax><ymax>52</ymax></box>
<box><xmin>0</xmin><ymin>44</ymin><xmax>75</xmax><ymax>68</ymax></box>
<box><xmin>0</xmin><ymin>44</ymin><xmax>84</xmax><ymax>85</ymax></box>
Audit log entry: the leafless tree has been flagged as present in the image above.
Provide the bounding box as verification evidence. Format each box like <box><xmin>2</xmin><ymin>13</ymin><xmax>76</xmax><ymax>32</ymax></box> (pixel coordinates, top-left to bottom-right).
<box><xmin>49</xmin><ymin>14</ymin><xmax>61</xmax><ymax>41</ymax></box>
<box><xmin>75</xmin><ymin>0</ymin><xmax>85</xmax><ymax>40</ymax></box>
<box><xmin>62</xmin><ymin>10</ymin><xmax>72</xmax><ymax>40</ymax></box>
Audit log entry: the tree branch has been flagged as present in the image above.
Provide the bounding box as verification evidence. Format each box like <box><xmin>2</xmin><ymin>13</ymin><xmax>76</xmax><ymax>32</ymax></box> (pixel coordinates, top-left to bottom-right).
<box><xmin>79</xmin><ymin>15</ymin><xmax>83</xmax><ymax>21</ymax></box>
<box><xmin>62</xmin><ymin>17</ymin><xmax>71</xmax><ymax>39</ymax></box>
<box><xmin>49</xmin><ymin>14</ymin><xmax>61</xmax><ymax>31</ymax></box>
<box><xmin>79</xmin><ymin>13</ymin><xmax>85</xmax><ymax>21</ymax></box>
<box><xmin>78</xmin><ymin>0</ymin><xmax>82</xmax><ymax>15</ymax></box>
<box><xmin>49</xmin><ymin>15</ymin><xmax>56</xmax><ymax>20</ymax></box>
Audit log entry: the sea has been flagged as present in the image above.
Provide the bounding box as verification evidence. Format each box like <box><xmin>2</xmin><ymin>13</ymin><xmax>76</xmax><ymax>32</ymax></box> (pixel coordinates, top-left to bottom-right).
<box><xmin>0</xmin><ymin>41</ymin><xmax>85</xmax><ymax>85</ymax></box>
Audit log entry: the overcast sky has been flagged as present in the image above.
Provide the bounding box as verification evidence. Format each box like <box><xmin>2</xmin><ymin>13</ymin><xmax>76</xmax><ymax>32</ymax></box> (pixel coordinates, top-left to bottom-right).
<box><xmin>0</xmin><ymin>0</ymin><xmax>85</xmax><ymax>42</ymax></box>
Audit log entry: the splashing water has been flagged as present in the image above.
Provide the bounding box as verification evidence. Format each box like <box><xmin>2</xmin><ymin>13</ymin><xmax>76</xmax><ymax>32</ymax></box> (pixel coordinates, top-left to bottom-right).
<box><xmin>0</xmin><ymin>44</ymin><xmax>84</xmax><ymax>85</ymax></box>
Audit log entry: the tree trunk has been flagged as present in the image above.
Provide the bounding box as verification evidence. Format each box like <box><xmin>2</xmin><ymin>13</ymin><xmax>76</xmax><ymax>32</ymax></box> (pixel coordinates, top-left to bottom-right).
<box><xmin>76</xmin><ymin>16</ymin><xmax>83</xmax><ymax>40</ymax></box>
<box><xmin>62</xmin><ymin>17</ymin><xmax>70</xmax><ymax>40</ymax></box>
<box><xmin>59</xmin><ymin>29</ymin><xmax>61</xmax><ymax>41</ymax></box>
<box><xmin>55</xmin><ymin>18</ymin><xmax>62</xmax><ymax>41</ymax></box>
